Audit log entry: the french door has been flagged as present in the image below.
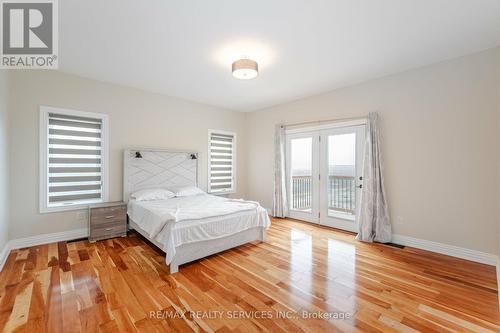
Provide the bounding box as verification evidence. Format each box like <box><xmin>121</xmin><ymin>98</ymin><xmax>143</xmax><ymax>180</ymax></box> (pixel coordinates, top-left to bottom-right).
<box><xmin>286</xmin><ymin>131</ymin><xmax>320</xmax><ymax>223</ymax></box>
<box><xmin>286</xmin><ymin>124</ymin><xmax>365</xmax><ymax>232</ymax></box>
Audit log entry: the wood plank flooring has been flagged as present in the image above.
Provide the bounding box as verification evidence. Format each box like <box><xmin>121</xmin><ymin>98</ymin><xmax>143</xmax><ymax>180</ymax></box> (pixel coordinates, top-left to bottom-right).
<box><xmin>0</xmin><ymin>218</ymin><xmax>499</xmax><ymax>332</ymax></box>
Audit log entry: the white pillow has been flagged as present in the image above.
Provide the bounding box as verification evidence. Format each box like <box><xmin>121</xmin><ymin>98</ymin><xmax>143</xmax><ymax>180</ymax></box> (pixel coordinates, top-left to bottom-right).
<box><xmin>170</xmin><ymin>186</ymin><xmax>205</xmax><ymax>197</ymax></box>
<box><xmin>130</xmin><ymin>188</ymin><xmax>175</xmax><ymax>201</ymax></box>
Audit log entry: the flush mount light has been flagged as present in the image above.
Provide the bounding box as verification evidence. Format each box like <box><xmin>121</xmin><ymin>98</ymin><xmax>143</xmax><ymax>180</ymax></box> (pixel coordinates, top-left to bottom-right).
<box><xmin>232</xmin><ymin>58</ymin><xmax>258</xmax><ymax>80</ymax></box>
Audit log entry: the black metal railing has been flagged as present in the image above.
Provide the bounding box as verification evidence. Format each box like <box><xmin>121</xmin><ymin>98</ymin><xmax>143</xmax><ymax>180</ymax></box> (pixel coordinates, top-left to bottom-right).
<box><xmin>291</xmin><ymin>175</ymin><xmax>356</xmax><ymax>214</ymax></box>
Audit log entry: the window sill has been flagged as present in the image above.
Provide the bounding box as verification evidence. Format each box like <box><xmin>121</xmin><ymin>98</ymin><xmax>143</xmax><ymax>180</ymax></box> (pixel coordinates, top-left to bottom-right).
<box><xmin>209</xmin><ymin>190</ymin><xmax>236</xmax><ymax>196</ymax></box>
<box><xmin>40</xmin><ymin>202</ymin><xmax>100</xmax><ymax>214</ymax></box>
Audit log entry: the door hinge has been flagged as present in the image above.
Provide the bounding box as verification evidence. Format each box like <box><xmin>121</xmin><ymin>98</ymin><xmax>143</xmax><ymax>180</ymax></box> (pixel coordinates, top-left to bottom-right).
<box><xmin>319</xmin><ymin>174</ymin><xmax>321</xmax><ymax>180</ymax></box>
<box><xmin>318</xmin><ymin>212</ymin><xmax>321</xmax><ymax>218</ymax></box>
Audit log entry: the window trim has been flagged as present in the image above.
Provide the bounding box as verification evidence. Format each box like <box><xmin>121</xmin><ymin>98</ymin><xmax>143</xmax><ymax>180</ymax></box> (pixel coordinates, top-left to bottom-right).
<box><xmin>39</xmin><ymin>106</ymin><xmax>109</xmax><ymax>213</ymax></box>
<box><xmin>207</xmin><ymin>129</ymin><xmax>237</xmax><ymax>195</ymax></box>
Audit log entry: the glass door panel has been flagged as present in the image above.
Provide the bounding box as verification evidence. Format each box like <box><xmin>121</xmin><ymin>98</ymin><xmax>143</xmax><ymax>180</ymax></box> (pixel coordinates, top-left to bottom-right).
<box><xmin>320</xmin><ymin>125</ymin><xmax>365</xmax><ymax>232</ymax></box>
<box><xmin>291</xmin><ymin>137</ymin><xmax>312</xmax><ymax>212</ymax></box>
<box><xmin>327</xmin><ymin>133</ymin><xmax>357</xmax><ymax>220</ymax></box>
<box><xmin>286</xmin><ymin>132</ymin><xmax>319</xmax><ymax>223</ymax></box>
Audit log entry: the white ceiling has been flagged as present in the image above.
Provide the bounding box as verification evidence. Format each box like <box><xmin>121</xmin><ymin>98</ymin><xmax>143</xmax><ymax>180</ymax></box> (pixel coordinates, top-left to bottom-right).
<box><xmin>60</xmin><ymin>0</ymin><xmax>500</xmax><ymax>112</ymax></box>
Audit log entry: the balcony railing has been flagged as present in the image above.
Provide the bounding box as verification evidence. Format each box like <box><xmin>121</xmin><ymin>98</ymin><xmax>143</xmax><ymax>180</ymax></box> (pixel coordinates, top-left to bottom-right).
<box><xmin>328</xmin><ymin>175</ymin><xmax>356</xmax><ymax>214</ymax></box>
<box><xmin>291</xmin><ymin>176</ymin><xmax>312</xmax><ymax>210</ymax></box>
<box><xmin>291</xmin><ymin>175</ymin><xmax>356</xmax><ymax>214</ymax></box>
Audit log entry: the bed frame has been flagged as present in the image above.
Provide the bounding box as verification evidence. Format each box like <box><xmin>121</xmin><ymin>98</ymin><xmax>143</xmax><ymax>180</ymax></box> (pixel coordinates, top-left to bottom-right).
<box><xmin>129</xmin><ymin>220</ymin><xmax>266</xmax><ymax>273</ymax></box>
<box><xmin>123</xmin><ymin>148</ymin><xmax>267</xmax><ymax>273</ymax></box>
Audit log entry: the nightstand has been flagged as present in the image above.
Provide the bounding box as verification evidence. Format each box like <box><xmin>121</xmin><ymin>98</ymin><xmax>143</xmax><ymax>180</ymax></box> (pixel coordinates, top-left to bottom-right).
<box><xmin>88</xmin><ymin>201</ymin><xmax>127</xmax><ymax>242</ymax></box>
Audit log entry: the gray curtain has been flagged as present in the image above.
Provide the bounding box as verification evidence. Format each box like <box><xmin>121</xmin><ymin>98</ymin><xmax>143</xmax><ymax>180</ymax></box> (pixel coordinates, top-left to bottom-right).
<box><xmin>356</xmin><ymin>112</ymin><xmax>392</xmax><ymax>243</ymax></box>
<box><xmin>272</xmin><ymin>124</ymin><xmax>288</xmax><ymax>217</ymax></box>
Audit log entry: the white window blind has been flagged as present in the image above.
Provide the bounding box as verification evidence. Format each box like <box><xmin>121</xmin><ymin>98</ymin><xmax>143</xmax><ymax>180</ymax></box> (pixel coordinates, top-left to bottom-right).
<box><xmin>208</xmin><ymin>130</ymin><xmax>236</xmax><ymax>194</ymax></box>
<box><xmin>40</xmin><ymin>107</ymin><xmax>108</xmax><ymax>212</ymax></box>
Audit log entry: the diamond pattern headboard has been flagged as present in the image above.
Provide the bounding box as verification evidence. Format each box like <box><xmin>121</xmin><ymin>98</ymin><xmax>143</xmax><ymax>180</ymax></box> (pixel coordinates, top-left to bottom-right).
<box><xmin>123</xmin><ymin>149</ymin><xmax>198</xmax><ymax>202</ymax></box>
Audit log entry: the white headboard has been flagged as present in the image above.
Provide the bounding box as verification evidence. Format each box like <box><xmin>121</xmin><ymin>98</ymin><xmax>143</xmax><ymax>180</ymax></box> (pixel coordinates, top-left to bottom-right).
<box><xmin>123</xmin><ymin>148</ymin><xmax>198</xmax><ymax>202</ymax></box>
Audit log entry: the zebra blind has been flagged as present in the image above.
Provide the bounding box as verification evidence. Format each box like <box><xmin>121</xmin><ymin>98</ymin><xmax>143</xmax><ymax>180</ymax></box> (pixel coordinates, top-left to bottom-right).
<box><xmin>209</xmin><ymin>131</ymin><xmax>235</xmax><ymax>193</ymax></box>
<box><xmin>47</xmin><ymin>112</ymin><xmax>104</xmax><ymax>207</ymax></box>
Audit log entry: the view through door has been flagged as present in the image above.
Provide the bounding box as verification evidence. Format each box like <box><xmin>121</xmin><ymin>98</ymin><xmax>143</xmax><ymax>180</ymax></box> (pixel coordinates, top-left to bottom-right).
<box><xmin>286</xmin><ymin>123</ymin><xmax>365</xmax><ymax>232</ymax></box>
<box><xmin>286</xmin><ymin>131</ymin><xmax>319</xmax><ymax>223</ymax></box>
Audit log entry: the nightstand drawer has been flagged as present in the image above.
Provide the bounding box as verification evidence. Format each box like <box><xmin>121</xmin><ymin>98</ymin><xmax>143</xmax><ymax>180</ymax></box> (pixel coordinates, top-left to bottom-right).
<box><xmin>90</xmin><ymin>224</ymin><xmax>126</xmax><ymax>239</ymax></box>
<box><xmin>90</xmin><ymin>207</ymin><xmax>126</xmax><ymax>226</ymax></box>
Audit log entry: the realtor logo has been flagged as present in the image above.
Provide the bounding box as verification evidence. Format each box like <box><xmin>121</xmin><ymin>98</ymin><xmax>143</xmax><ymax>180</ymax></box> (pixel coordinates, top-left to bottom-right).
<box><xmin>1</xmin><ymin>0</ymin><xmax>58</xmax><ymax>68</ymax></box>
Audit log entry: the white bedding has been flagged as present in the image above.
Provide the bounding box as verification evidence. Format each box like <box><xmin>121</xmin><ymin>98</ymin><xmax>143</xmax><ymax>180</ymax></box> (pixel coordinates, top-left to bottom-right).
<box><xmin>127</xmin><ymin>194</ymin><xmax>270</xmax><ymax>263</ymax></box>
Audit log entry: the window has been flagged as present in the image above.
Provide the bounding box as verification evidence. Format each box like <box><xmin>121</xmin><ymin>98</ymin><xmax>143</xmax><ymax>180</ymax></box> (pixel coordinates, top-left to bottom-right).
<box><xmin>39</xmin><ymin>106</ymin><xmax>109</xmax><ymax>212</ymax></box>
<box><xmin>208</xmin><ymin>130</ymin><xmax>236</xmax><ymax>194</ymax></box>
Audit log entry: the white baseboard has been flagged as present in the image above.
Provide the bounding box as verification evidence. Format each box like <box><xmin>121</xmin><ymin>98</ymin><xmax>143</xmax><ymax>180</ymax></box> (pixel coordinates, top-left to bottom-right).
<box><xmin>9</xmin><ymin>228</ymin><xmax>88</xmax><ymax>250</ymax></box>
<box><xmin>0</xmin><ymin>242</ymin><xmax>10</xmax><ymax>272</ymax></box>
<box><xmin>392</xmin><ymin>234</ymin><xmax>498</xmax><ymax>266</ymax></box>
<box><xmin>0</xmin><ymin>228</ymin><xmax>88</xmax><ymax>272</ymax></box>
<box><xmin>497</xmin><ymin>258</ymin><xmax>500</xmax><ymax>306</ymax></box>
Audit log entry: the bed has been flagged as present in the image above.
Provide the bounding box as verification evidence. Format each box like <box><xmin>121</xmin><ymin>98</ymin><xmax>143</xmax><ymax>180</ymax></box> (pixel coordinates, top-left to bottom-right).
<box><xmin>123</xmin><ymin>149</ymin><xmax>270</xmax><ymax>273</ymax></box>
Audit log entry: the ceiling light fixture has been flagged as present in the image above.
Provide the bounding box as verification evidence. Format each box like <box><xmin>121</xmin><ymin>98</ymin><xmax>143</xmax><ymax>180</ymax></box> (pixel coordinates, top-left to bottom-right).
<box><xmin>232</xmin><ymin>58</ymin><xmax>258</xmax><ymax>80</ymax></box>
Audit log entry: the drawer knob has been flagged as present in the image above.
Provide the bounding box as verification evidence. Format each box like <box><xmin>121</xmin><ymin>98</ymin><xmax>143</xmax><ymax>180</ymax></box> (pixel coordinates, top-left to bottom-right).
<box><xmin>105</xmin><ymin>215</ymin><xmax>115</xmax><ymax>219</ymax></box>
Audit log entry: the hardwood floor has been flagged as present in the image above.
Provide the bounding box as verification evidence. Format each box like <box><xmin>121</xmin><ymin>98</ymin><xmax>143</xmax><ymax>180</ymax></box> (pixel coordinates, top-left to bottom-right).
<box><xmin>0</xmin><ymin>218</ymin><xmax>499</xmax><ymax>332</ymax></box>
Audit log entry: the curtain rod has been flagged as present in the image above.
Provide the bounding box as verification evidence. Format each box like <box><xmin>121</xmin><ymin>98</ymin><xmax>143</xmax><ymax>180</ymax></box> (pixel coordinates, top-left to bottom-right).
<box><xmin>282</xmin><ymin>115</ymin><xmax>368</xmax><ymax>128</ymax></box>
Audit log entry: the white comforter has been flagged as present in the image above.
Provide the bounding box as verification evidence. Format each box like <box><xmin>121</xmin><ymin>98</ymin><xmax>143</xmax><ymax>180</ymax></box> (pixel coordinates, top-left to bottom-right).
<box><xmin>127</xmin><ymin>194</ymin><xmax>270</xmax><ymax>263</ymax></box>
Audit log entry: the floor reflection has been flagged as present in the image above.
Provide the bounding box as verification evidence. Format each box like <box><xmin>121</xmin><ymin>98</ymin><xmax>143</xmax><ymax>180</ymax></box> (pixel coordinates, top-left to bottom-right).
<box><xmin>326</xmin><ymin>238</ymin><xmax>357</xmax><ymax>313</ymax></box>
<box><xmin>290</xmin><ymin>228</ymin><xmax>313</xmax><ymax>298</ymax></box>
<box><xmin>327</xmin><ymin>238</ymin><xmax>356</xmax><ymax>279</ymax></box>
<box><xmin>287</xmin><ymin>227</ymin><xmax>359</xmax><ymax>314</ymax></box>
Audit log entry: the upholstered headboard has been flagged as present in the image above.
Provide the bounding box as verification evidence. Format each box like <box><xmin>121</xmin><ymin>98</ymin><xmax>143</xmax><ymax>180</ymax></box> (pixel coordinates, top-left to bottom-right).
<box><xmin>123</xmin><ymin>148</ymin><xmax>198</xmax><ymax>202</ymax></box>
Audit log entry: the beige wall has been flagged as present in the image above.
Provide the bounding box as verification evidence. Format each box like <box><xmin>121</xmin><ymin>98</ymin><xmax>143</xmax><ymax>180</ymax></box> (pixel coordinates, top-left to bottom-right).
<box><xmin>0</xmin><ymin>71</ymin><xmax>9</xmax><ymax>250</ymax></box>
<box><xmin>8</xmin><ymin>70</ymin><xmax>247</xmax><ymax>239</ymax></box>
<box><xmin>497</xmin><ymin>49</ymin><xmax>500</xmax><ymax>292</ymax></box>
<box><xmin>497</xmin><ymin>48</ymin><xmax>500</xmax><ymax>294</ymax></box>
<box><xmin>5</xmin><ymin>48</ymin><xmax>500</xmax><ymax>256</ymax></box>
<box><xmin>246</xmin><ymin>47</ymin><xmax>500</xmax><ymax>255</ymax></box>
